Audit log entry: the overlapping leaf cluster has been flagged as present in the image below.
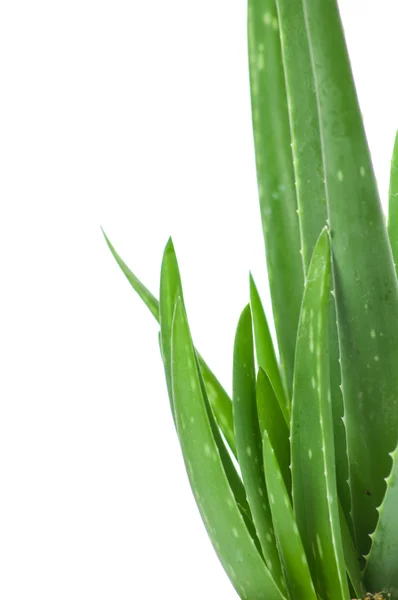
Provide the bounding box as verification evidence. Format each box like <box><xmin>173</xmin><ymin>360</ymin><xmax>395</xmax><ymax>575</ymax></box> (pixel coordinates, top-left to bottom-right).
<box><xmin>104</xmin><ymin>0</ymin><xmax>398</xmax><ymax>598</ymax></box>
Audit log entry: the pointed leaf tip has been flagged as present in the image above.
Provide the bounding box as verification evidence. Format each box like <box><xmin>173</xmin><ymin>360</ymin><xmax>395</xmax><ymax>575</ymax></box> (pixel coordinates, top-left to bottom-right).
<box><xmin>250</xmin><ymin>275</ymin><xmax>289</xmax><ymax>422</ymax></box>
<box><xmin>164</xmin><ymin>236</ymin><xmax>175</xmax><ymax>254</ymax></box>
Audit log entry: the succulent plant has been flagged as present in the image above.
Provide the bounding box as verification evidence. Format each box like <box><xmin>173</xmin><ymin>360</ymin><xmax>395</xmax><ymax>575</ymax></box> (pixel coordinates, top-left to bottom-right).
<box><xmin>104</xmin><ymin>0</ymin><xmax>398</xmax><ymax>598</ymax></box>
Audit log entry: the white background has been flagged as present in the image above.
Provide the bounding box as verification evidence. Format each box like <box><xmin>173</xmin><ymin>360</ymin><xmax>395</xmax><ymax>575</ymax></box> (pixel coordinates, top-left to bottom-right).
<box><xmin>0</xmin><ymin>1</ymin><xmax>397</xmax><ymax>598</ymax></box>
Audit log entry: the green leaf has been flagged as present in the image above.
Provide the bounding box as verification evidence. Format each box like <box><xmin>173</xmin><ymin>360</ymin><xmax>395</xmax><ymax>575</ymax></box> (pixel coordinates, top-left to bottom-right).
<box><xmin>250</xmin><ymin>275</ymin><xmax>289</xmax><ymax>422</ymax></box>
<box><xmin>388</xmin><ymin>131</ymin><xmax>398</xmax><ymax>274</ymax></box>
<box><xmin>196</xmin><ymin>355</ymin><xmax>236</xmax><ymax>458</ymax></box>
<box><xmin>233</xmin><ymin>305</ymin><xmax>285</xmax><ymax>593</ymax></box>
<box><xmin>256</xmin><ymin>369</ymin><xmax>290</xmax><ymax>495</ymax></box>
<box><xmin>262</xmin><ymin>429</ymin><xmax>318</xmax><ymax>600</ymax></box>
<box><xmin>291</xmin><ymin>229</ymin><xmax>349</xmax><ymax>600</ymax></box>
<box><xmin>160</xmin><ymin>247</ymin><xmax>257</xmax><ymax>547</ymax></box>
<box><xmin>159</xmin><ymin>328</ymin><xmax>250</xmax><ymax>534</ymax></box>
<box><xmin>364</xmin><ymin>441</ymin><xmax>398</xmax><ymax>597</ymax></box>
<box><xmin>274</xmin><ymin>0</ymin><xmax>351</xmax><ymax>530</ymax></box>
<box><xmin>248</xmin><ymin>0</ymin><xmax>304</xmax><ymax>397</ymax></box>
<box><xmin>102</xmin><ymin>227</ymin><xmax>159</xmax><ymax>320</ymax></box>
<box><xmin>171</xmin><ymin>299</ymin><xmax>286</xmax><ymax>600</ymax></box>
<box><xmin>160</xmin><ymin>238</ymin><xmax>182</xmax><ymax>420</ymax></box>
<box><xmin>302</xmin><ymin>0</ymin><xmax>398</xmax><ymax>557</ymax></box>
<box><xmin>273</xmin><ymin>0</ymin><xmax>325</xmax><ymax>273</ymax></box>
<box><xmin>194</xmin><ymin>352</ymin><xmax>258</xmax><ymax>547</ymax></box>
<box><xmin>103</xmin><ymin>230</ymin><xmax>236</xmax><ymax>456</ymax></box>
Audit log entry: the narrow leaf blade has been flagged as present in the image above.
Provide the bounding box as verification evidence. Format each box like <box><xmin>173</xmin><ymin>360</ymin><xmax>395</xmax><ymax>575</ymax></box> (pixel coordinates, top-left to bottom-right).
<box><xmin>262</xmin><ymin>430</ymin><xmax>317</xmax><ymax>600</ymax></box>
<box><xmin>197</xmin><ymin>354</ymin><xmax>236</xmax><ymax>457</ymax></box>
<box><xmin>274</xmin><ymin>0</ymin><xmax>351</xmax><ymax>529</ymax></box>
<box><xmin>256</xmin><ymin>369</ymin><xmax>291</xmax><ymax>494</ymax></box>
<box><xmin>102</xmin><ymin>227</ymin><xmax>159</xmax><ymax>319</ymax></box>
<box><xmin>105</xmin><ymin>232</ymin><xmax>237</xmax><ymax>456</ymax></box>
<box><xmin>248</xmin><ymin>0</ymin><xmax>304</xmax><ymax>396</ymax></box>
<box><xmin>250</xmin><ymin>275</ymin><xmax>289</xmax><ymax>422</ymax></box>
<box><xmin>172</xmin><ymin>299</ymin><xmax>285</xmax><ymax>600</ymax></box>
<box><xmin>194</xmin><ymin>353</ymin><xmax>258</xmax><ymax>548</ymax></box>
<box><xmin>291</xmin><ymin>229</ymin><xmax>349</xmax><ymax>600</ymax></box>
<box><xmin>160</xmin><ymin>238</ymin><xmax>182</xmax><ymax>420</ymax></box>
<box><xmin>233</xmin><ymin>305</ymin><xmax>285</xmax><ymax>592</ymax></box>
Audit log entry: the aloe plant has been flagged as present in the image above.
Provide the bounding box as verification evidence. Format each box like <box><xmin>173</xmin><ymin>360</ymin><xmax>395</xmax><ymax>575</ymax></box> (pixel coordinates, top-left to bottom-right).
<box><xmin>104</xmin><ymin>1</ymin><xmax>398</xmax><ymax>598</ymax></box>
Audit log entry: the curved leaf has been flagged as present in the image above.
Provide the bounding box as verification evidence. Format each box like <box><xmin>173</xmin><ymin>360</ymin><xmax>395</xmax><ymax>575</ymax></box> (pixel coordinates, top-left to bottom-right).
<box><xmin>102</xmin><ymin>227</ymin><xmax>159</xmax><ymax>319</ymax></box>
<box><xmin>291</xmin><ymin>229</ymin><xmax>349</xmax><ymax>600</ymax></box>
<box><xmin>233</xmin><ymin>305</ymin><xmax>285</xmax><ymax>592</ymax></box>
<box><xmin>172</xmin><ymin>299</ymin><xmax>286</xmax><ymax>600</ymax></box>
<box><xmin>103</xmin><ymin>230</ymin><xmax>236</xmax><ymax>456</ymax></box>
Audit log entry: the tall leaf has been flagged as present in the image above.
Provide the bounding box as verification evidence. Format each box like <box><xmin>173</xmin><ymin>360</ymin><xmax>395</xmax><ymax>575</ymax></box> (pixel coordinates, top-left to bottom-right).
<box><xmin>233</xmin><ymin>305</ymin><xmax>285</xmax><ymax>593</ymax></box>
<box><xmin>274</xmin><ymin>0</ymin><xmax>351</xmax><ymax>531</ymax></box>
<box><xmin>171</xmin><ymin>299</ymin><xmax>285</xmax><ymax>600</ymax></box>
<box><xmin>248</xmin><ymin>0</ymin><xmax>304</xmax><ymax>396</ymax></box>
<box><xmin>291</xmin><ymin>229</ymin><xmax>349</xmax><ymax>600</ymax></box>
<box><xmin>302</xmin><ymin>0</ymin><xmax>398</xmax><ymax>556</ymax></box>
<box><xmin>160</xmin><ymin>246</ymin><xmax>258</xmax><ymax>547</ymax></box>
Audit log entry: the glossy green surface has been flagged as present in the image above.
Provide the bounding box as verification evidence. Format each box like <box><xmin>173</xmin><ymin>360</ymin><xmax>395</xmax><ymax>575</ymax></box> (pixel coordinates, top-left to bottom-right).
<box><xmin>233</xmin><ymin>306</ymin><xmax>285</xmax><ymax>592</ymax></box>
<box><xmin>302</xmin><ymin>0</ymin><xmax>398</xmax><ymax>557</ymax></box>
<box><xmin>103</xmin><ymin>230</ymin><xmax>236</xmax><ymax>455</ymax></box>
<box><xmin>172</xmin><ymin>299</ymin><xmax>285</xmax><ymax>600</ymax></box>
<box><xmin>256</xmin><ymin>369</ymin><xmax>290</xmax><ymax>494</ymax></box>
<box><xmin>159</xmin><ymin>238</ymin><xmax>182</xmax><ymax>419</ymax></box>
<box><xmin>291</xmin><ymin>230</ymin><xmax>349</xmax><ymax>600</ymax></box>
<box><xmin>248</xmin><ymin>0</ymin><xmax>303</xmax><ymax>397</ymax></box>
<box><xmin>159</xmin><ymin>241</ymin><xmax>251</xmax><ymax>531</ymax></box>
<box><xmin>274</xmin><ymin>0</ymin><xmax>351</xmax><ymax>528</ymax></box>
<box><xmin>262</xmin><ymin>429</ymin><xmax>317</xmax><ymax>600</ymax></box>
<box><xmin>250</xmin><ymin>276</ymin><xmax>289</xmax><ymax>422</ymax></box>
<box><xmin>105</xmin><ymin>1</ymin><xmax>398</xmax><ymax>596</ymax></box>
